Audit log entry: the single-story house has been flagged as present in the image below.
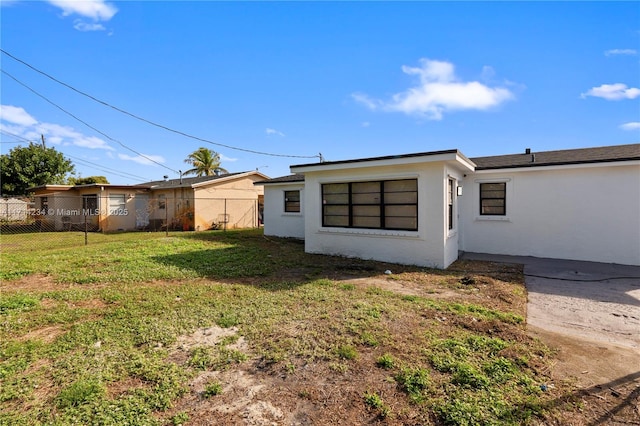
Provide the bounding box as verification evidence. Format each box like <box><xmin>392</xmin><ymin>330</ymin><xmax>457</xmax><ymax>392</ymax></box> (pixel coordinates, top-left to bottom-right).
<box><xmin>256</xmin><ymin>144</ymin><xmax>640</xmax><ymax>268</ymax></box>
<box><xmin>30</xmin><ymin>171</ymin><xmax>268</xmax><ymax>232</ymax></box>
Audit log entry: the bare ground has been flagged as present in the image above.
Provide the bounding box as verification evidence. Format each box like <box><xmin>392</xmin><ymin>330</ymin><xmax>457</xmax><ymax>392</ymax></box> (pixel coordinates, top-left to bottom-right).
<box><xmin>5</xmin><ymin>261</ymin><xmax>639</xmax><ymax>425</ymax></box>
<box><xmin>158</xmin><ymin>260</ymin><xmax>639</xmax><ymax>425</ymax></box>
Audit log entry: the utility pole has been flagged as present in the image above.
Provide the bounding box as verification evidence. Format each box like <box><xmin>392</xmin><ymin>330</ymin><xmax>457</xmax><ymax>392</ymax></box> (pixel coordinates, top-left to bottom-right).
<box><xmin>41</xmin><ymin>134</ymin><xmax>46</xmax><ymax>149</ymax></box>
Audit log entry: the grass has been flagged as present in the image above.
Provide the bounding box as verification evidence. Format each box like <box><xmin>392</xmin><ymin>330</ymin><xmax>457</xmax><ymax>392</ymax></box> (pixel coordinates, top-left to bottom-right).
<box><xmin>0</xmin><ymin>229</ymin><xmax>559</xmax><ymax>425</ymax></box>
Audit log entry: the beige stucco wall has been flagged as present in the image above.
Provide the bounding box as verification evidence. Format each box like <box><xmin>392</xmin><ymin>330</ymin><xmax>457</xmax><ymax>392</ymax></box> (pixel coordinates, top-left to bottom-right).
<box><xmin>193</xmin><ymin>174</ymin><xmax>264</xmax><ymax>230</ymax></box>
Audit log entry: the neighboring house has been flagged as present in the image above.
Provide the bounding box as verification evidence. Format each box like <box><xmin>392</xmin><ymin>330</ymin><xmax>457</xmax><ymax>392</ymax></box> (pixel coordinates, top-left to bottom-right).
<box><xmin>29</xmin><ymin>171</ymin><xmax>268</xmax><ymax>232</ymax></box>
<box><xmin>257</xmin><ymin>144</ymin><xmax>640</xmax><ymax>268</ymax></box>
<box><xmin>141</xmin><ymin>171</ymin><xmax>268</xmax><ymax>231</ymax></box>
<box><xmin>0</xmin><ymin>198</ymin><xmax>29</xmax><ymax>221</ymax></box>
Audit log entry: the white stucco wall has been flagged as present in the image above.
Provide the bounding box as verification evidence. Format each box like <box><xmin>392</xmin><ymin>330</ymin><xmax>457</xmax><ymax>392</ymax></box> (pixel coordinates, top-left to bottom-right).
<box><xmin>262</xmin><ymin>183</ymin><xmax>305</xmax><ymax>239</ymax></box>
<box><xmin>301</xmin><ymin>163</ymin><xmax>458</xmax><ymax>268</ymax></box>
<box><xmin>459</xmin><ymin>162</ymin><xmax>640</xmax><ymax>266</ymax></box>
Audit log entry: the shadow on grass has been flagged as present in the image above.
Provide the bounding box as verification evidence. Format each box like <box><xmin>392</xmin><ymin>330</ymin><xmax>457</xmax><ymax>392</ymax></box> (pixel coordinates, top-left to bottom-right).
<box><xmin>506</xmin><ymin>370</ymin><xmax>640</xmax><ymax>425</ymax></box>
<box><xmin>151</xmin><ymin>230</ymin><xmax>426</xmax><ymax>290</ymax></box>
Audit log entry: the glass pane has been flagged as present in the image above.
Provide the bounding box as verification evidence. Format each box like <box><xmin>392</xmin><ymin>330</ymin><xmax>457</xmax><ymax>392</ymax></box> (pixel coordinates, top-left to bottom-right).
<box><xmin>285</xmin><ymin>202</ymin><xmax>300</xmax><ymax>212</ymax></box>
<box><xmin>352</xmin><ymin>192</ymin><xmax>380</xmax><ymax>204</ymax></box>
<box><xmin>481</xmin><ymin>190</ymin><xmax>505</xmax><ymax>198</ymax></box>
<box><xmin>323</xmin><ymin>193</ymin><xmax>349</xmax><ymax>204</ymax></box>
<box><xmin>352</xmin><ymin>181</ymin><xmax>380</xmax><ymax>194</ymax></box>
<box><xmin>353</xmin><ymin>205</ymin><xmax>380</xmax><ymax>217</ymax></box>
<box><xmin>324</xmin><ymin>205</ymin><xmax>348</xmax><ymax>216</ymax></box>
<box><xmin>480</xmin><ymin>183</ymin><xmax>505</xmax><ymax>197</ymax></box>
<box><xmin>385</xmin><ymin>205</ymin><xmax>417</xmax><ymax>218</ymax></box>
<box><xmin>353</xmin><ymin>216</ymin><xmax>381</xmax><ymax>228</ymax></box>
<box><xmin>385</xmin><ymin>191</ymin><xmax>417</xmax><ymax>204</ymax></box>
<box><xmin>323</xmin><ymin>183</ymin><xmax>348</xmax><ymax>195</ymax></box>
<box><xmin>324</xmin><ymin>215</ymin><xmax>349</xmax><ymax>227</ymax></box>
<box><xmin>284</xmin><ymin>191</ymin><xmax>300</xmax><ymax>202</ymax></box>
<box><xmin>481</xmin><ymin>200</ymin><xmax>505</xmax><ymax>215</ymax></box>
<box><xmin>385</xmin><ymin>216</ymin><xmax>417</xmax><ymax>230</ymax></box>
<box><xmin>384</xmin><ymin>180</ymin><xmax>417</xmax><ymax>192</ymax></box>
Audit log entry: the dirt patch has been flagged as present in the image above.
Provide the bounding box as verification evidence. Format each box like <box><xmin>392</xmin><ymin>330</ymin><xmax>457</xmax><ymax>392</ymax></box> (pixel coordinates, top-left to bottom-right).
<box><xmin>19</xmin><ymin>325</ymin><xmax>64</xmax><ymax>343</ymax></box>
<box><xmin>530</xmin><ymin>327</ymin><xmax>640</xmax><ymax>425</ymax></box>
<box><xmin>1</xmin><ymin>274</ymin><xmax>59</xmax><ymax>292</ymax></box>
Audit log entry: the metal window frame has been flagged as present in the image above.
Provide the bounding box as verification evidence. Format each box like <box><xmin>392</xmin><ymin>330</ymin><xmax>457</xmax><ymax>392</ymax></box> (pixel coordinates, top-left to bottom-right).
<box><xmin>321</xmin><ymin>179</ymin><xmax>418</xmax><ymax>231</ymax></box>
<box><xmin>479</xmin><ymin>182</ymin><xmax>506</xmax><ymax>216</ymax></box>
<box><xmin>284</xmin><ymin>190</ymin><xmax>301</xmax><ymax>213</ymax></box>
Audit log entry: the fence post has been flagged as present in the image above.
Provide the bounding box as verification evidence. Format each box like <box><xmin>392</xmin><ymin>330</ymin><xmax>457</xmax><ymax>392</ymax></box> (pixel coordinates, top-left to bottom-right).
<box><xmin>84</xmin><ymin>211</ymin><xmax>88</xmax><ymax>245</ymax></box>
<box><xmin>165</xmin><ymin>201</ymin><xmax>169</xmax><ymax>237</ymax></box>
<box><xmin>224</xmin><ymin>198</ymin><xmax>227</xmax><ymax>232</ymax></box>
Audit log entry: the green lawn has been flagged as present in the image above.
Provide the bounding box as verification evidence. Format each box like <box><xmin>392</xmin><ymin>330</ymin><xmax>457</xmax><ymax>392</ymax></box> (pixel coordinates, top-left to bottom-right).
<box><xmin>1</xmin><ymin>230</ymin><xmax>563</xmax><ymax>425</ymax></box>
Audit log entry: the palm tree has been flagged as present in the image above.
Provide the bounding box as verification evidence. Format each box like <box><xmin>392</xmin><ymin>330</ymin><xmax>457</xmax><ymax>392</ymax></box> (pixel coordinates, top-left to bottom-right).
<box><xmin>183</xmin><ymin>147</ymin><xmax>228</xmax><ymax>177</ymax></box>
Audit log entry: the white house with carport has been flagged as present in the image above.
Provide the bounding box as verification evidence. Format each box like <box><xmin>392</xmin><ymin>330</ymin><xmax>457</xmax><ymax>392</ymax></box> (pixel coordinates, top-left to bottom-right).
<box><xmin>257</xmin><ymin>143</ymin><xmax>640</xmax><ymax>268</ymax></box>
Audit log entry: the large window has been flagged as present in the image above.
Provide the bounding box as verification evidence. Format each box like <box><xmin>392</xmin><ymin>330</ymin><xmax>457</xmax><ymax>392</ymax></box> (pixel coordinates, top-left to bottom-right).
<box><xmin>479</xmin><ymin>182</ymin><xmax>506</xmax><ymax>215</ymax></box>
<box><xmin>322</xmin><ymin>179</ymin><xmax>418</xmax><ymax>231</ymax></box>
<box><xmin>284</xmin><ymin>190</ymin><xmax>300</xmax><ymax>213</ymax></box>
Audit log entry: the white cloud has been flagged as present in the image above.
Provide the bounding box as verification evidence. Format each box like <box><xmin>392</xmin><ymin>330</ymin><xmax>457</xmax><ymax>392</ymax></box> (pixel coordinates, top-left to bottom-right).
<box><xmin>219</xmin><ymin>154</ymin><xmax>238</xmax><ymax>162</ymax></box>
<box><xmin>118</xmin><ymin>153</ymin><xmax>165</xmax><ymax>166</ymax></box>
<box><xmin>604</xmin><ymin>49</ymin><xmax>638</xmax><ymax>56</ymax></box>
<box><xmin>361</xmin><ymin>121</ymin><xmax>370</xmax><ymax>128</ymax></box>
<box><xmin>353</xmin><ymin>58</ymin><xmax>514</xmax><ymax>120</ymax></box>
<box><xmin>265</xmin><ymin>128</ymin><xmax>285</xmax><ymax>137</ymax></box>
<box><xmin>73</xmin><ymin>20</ymin><xmax>106</xmax><ymax>32</ymax></box>
<box><xmin>620</xmin><ymin>122</ymin><xmax>640</xmax><ymax>131</ymax></box>
<box><xmin>47</xmin><ymin>0</ymin><xmax>116</xmax><ymax>32</ymax></box>
<box><xmin>0</xmin><ymin>105</ymin><xmax>37</xmax><ymax>126</ymax></box>
<box><xmin>351</xmin><ymin>93</ymin><xmax>381</xmax><ymax>110</ymax></box>
<box><xmin>0</xmin><ymin>104</ymin><xmax>113</xmax><ymax>150</ymax></box>
<box><xmin>581</xmin><ymin>83</ymin><xmax>640</xmax><ymax>101</ymax></box>
<box><xmin>47</xmin><ymin>0</ymin><xmax>117</xmax><ymax>21</ymax></box>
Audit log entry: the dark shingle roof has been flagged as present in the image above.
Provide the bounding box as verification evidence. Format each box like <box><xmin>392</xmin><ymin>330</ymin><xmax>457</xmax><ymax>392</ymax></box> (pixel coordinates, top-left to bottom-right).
<box><xmin>291</xmin><ymin>149</ymin><xmax>461</xmax><ymax>169</ymax></box>
<box><xmin>140</xmin><ymin>172</ymin><xmax>245</xmax><ymax>189</ymax></box>
<box><xmin>255</xmin><ymin>174</ymin><xmax>305</xmax><ymax>185</ymax></box>
<box><xmin>471</xmin><ymin>144</ymin><xmax>640</xmax><ymax>170</ymax></box>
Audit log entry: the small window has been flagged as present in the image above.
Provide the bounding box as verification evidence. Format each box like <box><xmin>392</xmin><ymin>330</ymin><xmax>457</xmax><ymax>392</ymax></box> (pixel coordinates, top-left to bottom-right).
<box><xmin>41</xmin><ymin>196</ymin><xmax>48</xmax><ymax>211</ymax></box>
<box><xmin>82</xmin><ymin>194</ymin><xmax>98</xmax><ymax>211</ymax></box>
<box><xmin>480</xmin><ymin>182</ymin><xmax>506</xmax><ymax>215</ymax></box>
<box><xmin>158</xmin><ymin>194</ymin><xmax>166</xmax><ymax>210</ymax></box>
<box><xmin>109</xmin><ymin>194</ymin><xmax>126</xmax><ymax>210</ymax></box>
<box><xmin>284</xmin><ymin>190</ymin><xmax>300</xmax><ymax>213</ymax></box>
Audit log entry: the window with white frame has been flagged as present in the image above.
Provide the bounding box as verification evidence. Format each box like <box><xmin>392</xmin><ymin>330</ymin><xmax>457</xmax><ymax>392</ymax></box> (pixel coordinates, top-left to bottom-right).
<box><xmin>447</xmin><ymin>178</ymin><xmax>455</xmax><ymax>230</ymax></box>
<box><xmin>322</xmin><ymin>179</ymin><xmax>418</xmax><ymax>231</ymax></box>
<box><xmin>284</xmin><ymin>190</ymin><xmax>300</xmax><ymax>213</ymax></box>
<box><xmin>109</xmin><ymin>194</ymin><xmax>126</xmax><ymax>213</ymax></box>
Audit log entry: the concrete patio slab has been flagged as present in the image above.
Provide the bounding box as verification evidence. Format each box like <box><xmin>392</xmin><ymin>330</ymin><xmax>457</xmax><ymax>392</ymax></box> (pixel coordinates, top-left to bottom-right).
<box><xmin>460</xmin><ymin>253</ymin><xmax>640</xmax><ymax>349</ymax></box>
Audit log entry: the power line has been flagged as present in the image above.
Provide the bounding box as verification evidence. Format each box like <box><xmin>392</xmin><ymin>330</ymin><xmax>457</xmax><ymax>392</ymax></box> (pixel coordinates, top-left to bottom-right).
<box><xmin>0</xmin><ymin>130</ymin><xmax>152</xmax><ymax>182</ymax></box>
<box><xmin>66</xmin><ymin>155</ymin><xmax>152</xmax><ymax>183</ymax></box>
<box><xmin>1</xmin><ymin>49</ymin><xmax>321</xmax><ymax>160</ymax></box>
<box><xmin>0</xmin><ymin>130</ymin><xmax>33</xmax><ymax>143</ymax></box>
<box><xmin>1</xmin><ymin>69</ymin><xmax>179</xmax><ymax>174</ymax></box>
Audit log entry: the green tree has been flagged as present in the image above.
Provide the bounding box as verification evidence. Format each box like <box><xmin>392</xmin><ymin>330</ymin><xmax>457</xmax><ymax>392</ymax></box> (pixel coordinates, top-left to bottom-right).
<box><xmin>1</xmin><ymin>143</ymin><xmax>75</xmax><ymax>195</ymax></box>
<box><xmin>183</xmin><ymin>147</ymin><xmax>228</xmax><ymax>177</ymax></box>
<box><xmin>68</xmin><ymin>176</ymin><xmax>110</xmax><ymax>185</ymax></box>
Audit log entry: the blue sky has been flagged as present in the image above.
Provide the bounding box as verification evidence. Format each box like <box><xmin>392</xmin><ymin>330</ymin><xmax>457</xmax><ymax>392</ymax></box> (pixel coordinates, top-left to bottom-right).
<box><xmin>1</xmin><ymin>1</ymin><xmax>638</xmax><ymax>184</ymax></box>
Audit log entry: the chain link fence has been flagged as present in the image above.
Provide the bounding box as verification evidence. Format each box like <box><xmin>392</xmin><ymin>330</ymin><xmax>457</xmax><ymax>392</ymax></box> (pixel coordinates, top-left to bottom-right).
<box><xmin>0</xmin><ymin>195</ymin><xmax>263</xmax><ymax>247</ymax></box>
